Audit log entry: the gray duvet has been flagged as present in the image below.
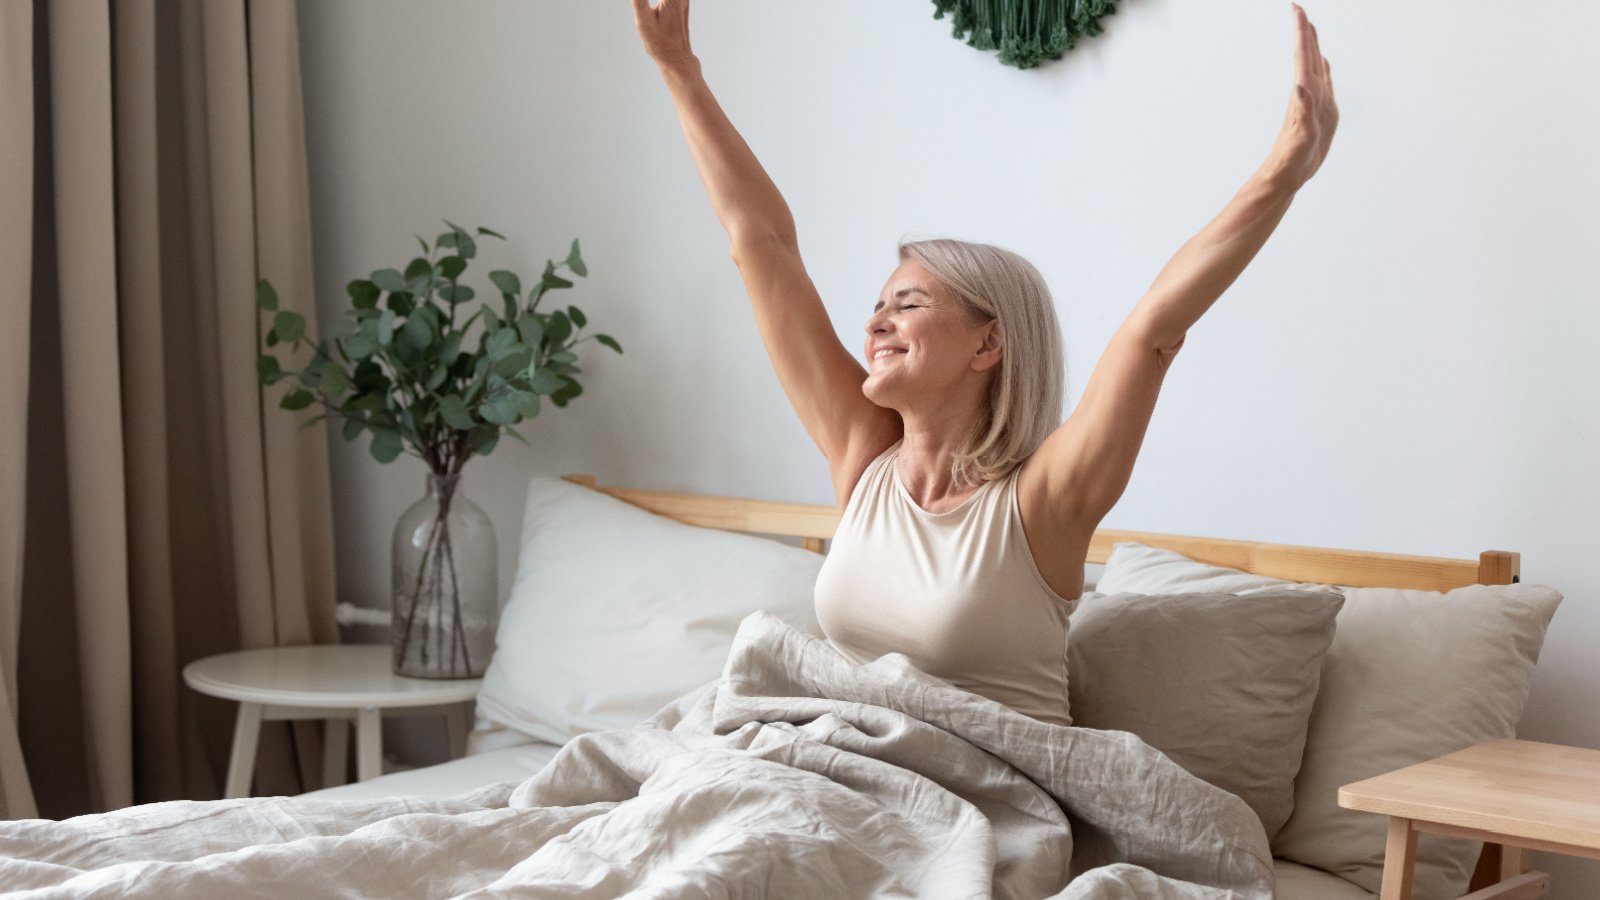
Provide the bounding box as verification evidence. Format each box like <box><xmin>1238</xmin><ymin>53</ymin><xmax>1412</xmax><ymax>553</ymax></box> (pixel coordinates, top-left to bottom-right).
<box><xmin>0</xmin><ymin>613</ymin><xmax>1274</xmax><ymax>898</ymax></box>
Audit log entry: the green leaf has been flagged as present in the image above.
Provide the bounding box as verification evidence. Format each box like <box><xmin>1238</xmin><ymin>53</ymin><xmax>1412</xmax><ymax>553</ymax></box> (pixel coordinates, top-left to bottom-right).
<box><xmin>457</xmin><ymin>233</ymin><xmax>477</xmax><ymax>260</ymax></box>
<box><xmin>371</xmin><ymin>269</ymin><xmax>407</xmax><ymax>293</ymax></box>
<box><xmin>565</xmin><ymin>239</ymin><xmax>587</xmax><ymax>277</ymax></box>
<box><xmin>436</xmin><ymin>232</ymin><xmax>458</xmax><ymax>250</ymax></box>
<box><xmin>439</xmin><ymin>284</ymin><xmax>475</xmax><ymax>304</ymax></box>
<box><xmin>352</xmin><ymin>360</ymin><xmax>387</xmax><ymax>391</ymax></box>
<box><xmin>516</xmin><ymin>315</ymin><xmax>544</xmax><ymax>349</ymax></box>
<box><xmin>545</xmin><ymin>310</ymin><xmax>572</xmax><ymax>345</ymax></box>
<box><xmin>481</xmin><ymin>304</ymin><xmax>502</xmax><ymax>334</ymax></box>
<box><xmin>265</xmin><ymin>330</ymin><xmax>279</xmax><ymax>348</ymax></box>
<box><xmin>540</xmin><ymin>260</ymin><xmax>574</xmax><ymax>292</ymax></box>
<box><xmin>472</xmin><ymin>427</ymin><xmax>500</xmax><ymax>457</ymax></box>
<box><xmin>510</xmin><ymin>390</ymin><xmax>542</xmax><ymax>419</ymax></box>
<box><xmin>549</xmin><ymin>376</ymin><xmax>583</xmax><ymax>408</ymax></box>
<box><xmin>273</xmin><ymin>310</ymin><xmax>306</xmax><ymax>344</ymax></box>
<box><xmin>349</xmin><ymin>392</ymin><xmax>386</xmax><ymax>414</ymax></box>
<box><xmin>386</xmin><ymin>292</ymin><xmax>414</xmax><ymax>316</ymax></box>
<box><xmin>595</xmin><ymin>333</ymin><xmax>623</xmax><ymax>353</ymax></box>
<box><xmin>369</xmin><ymin>427</ymin><xmax>404</xmax><ymax>463</ymax></box>
<box><xmin>491</xmin><ymin>347</ymin><xmax>532</xmax><ymax>379</ymax></box>
<box><xmin>256</xmin><ymin>279</ymin><xmax>279</xmax><ymax>311</ymax></box>
<box><xmin>550</xmin><ymin>350</ymin><xmax>578</xmax><ymax>364</ymax></box>
<box><xmin>548</xmin><ymin>362</ymin><xmax>582</xmax><ymax>376</ymax></box>
<box><xmin>404</xmin><ymin>256</ymin><xmax>432</xmax><ymax>284</ymax></box>
<box><xmin>477</xmin><ymin>226</ymin><xmax>507</xmax><ymax>240</ymax></box>
<box><xmin>438</xmin><ymin>395</ymin><xmax>475</xmax><ymax>430</ymax></box>
<box><xmin>486</xmin><ymin>327</ymin><xmax>518</xmax><ymax>358</ymax></box>
<box><xmin>320</xmin><ymin>364</ymin><xmax>349</xmax><ymax>396</ymax></box>
<box><xmin>489</xmin><ymin>270</ymin><xmax>522</xmax><ymax>298</ymax></box>
<box><xmin>343</xmin><ymin>416</ymin><xmax>366</xmax><ymax>440</ymax></box>
<box><xmin>527</xmin><ymin>367</ymin><xmax>567</xmax><ymax>395</ymax></box>
<box><xmin>480</xmin><ymin>394</ymin><xmax>518</xmax><ymax>426</ymax></box>
<box><xmin>439</xmin><ymin>333</ymin><xmax>463</xmax><ymax>366</ymax></box>
<box><xmin>256</xmin><ymin>355</ymin><xmax>283</xmax><ymax>384</ymax></box>
<box><xmin>377</xmin><ymin>309</ymin><xmax>396</xmax><ymax>346</ymax></box>
<box><xmin>439</xmin><ymin>256</ymin><xmax>467</xmax><ymax>280</ymax></box>
<box><xmin>567</xmin><ymin>305</ymin><xmax>587</xmax><ymax>328</ymax></box>
<box><xmin>425</xmin><ymin>364</ymin><xmax>449</xmax><ymax>391</ymax></box>
<box><xmin>340</xmin><ymin>332</ymin><xmax>377</xmax><ymax>360</ymax></box>
<box><xmin>281</xmin><ymin>388</ymin><xmax>315</xmax><ymax>411</ymax></box>
<box><xmin>416</xmin><ymin>235</ymin><xmax>429</xmax><ymax>255</ymax></box>
<box><xmin>400</xmin><ymin>312</ymin><xmax>434</xmax><ymax>350</ymax></box>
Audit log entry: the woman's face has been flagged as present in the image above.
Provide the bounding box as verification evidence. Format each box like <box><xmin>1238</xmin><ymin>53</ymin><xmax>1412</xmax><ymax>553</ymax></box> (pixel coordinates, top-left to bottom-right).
<box><xmin>861</xmin><ymin>259</ymin><xmax>1000</xmax><ymax>409</ymax></box>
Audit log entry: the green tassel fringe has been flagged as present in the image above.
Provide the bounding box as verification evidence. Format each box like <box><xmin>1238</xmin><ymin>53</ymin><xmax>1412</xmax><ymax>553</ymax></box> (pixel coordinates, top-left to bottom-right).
<box><xmin>931</xmin><ymin>0</ymin><xmax>1120</xmax><ymax>70</ymax></box>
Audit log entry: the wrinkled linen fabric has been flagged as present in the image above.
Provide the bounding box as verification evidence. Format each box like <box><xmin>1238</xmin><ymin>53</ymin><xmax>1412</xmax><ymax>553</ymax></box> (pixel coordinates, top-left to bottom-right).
<box><xmin>0</xmin><ymin>613</ymin><xmax>1273</xmax><ymax>899</ymax></box>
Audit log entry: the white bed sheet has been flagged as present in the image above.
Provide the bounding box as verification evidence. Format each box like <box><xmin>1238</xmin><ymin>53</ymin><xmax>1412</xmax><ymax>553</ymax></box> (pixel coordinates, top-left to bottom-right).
<box><xmin>303</xmin><ymin>736</ymin><xmax>1374</xmax><ymax>900</ymax></box>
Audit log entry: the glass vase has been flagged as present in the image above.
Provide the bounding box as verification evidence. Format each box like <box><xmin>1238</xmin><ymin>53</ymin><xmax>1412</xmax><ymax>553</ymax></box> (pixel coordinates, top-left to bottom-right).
<box><xmin>391</xmin><ymin>472</ymin><xmax>498</xmax><ymax>678</ymax></box>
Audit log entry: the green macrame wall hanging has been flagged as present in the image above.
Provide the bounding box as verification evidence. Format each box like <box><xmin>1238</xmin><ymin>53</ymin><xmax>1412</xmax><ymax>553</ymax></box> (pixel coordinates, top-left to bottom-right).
<box><xmin>930</xmin><ymin>0</ymin><xmax>1121</xmax><ymax>69</ymax></box>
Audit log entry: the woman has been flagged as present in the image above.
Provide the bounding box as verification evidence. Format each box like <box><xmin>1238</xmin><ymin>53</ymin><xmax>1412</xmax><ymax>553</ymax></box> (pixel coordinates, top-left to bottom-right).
<box><xmin>633</xmin><ymin>0</ymin><xmax>1337</xmax><ymax>725</ymax></box>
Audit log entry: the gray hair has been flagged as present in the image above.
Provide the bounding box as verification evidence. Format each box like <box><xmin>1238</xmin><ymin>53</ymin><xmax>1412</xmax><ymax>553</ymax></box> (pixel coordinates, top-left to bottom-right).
<box><xmin>897</xmin><ymin>238</ymin><xmax>1065</xmax><ymax>486</ymax></box>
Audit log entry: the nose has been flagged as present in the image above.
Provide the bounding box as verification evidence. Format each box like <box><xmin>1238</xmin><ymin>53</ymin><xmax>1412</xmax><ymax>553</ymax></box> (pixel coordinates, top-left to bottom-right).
<box><xmin>865</xmin><ymin>308</ymin><xmax>890</xmax><ymax>335</ymax></box>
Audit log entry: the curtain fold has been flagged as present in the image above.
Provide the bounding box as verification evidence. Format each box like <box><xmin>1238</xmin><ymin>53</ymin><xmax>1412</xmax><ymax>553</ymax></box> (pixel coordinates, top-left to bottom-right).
<box><xmin>1</xmin><ymin>0</ymin><xmax>338</xmax><ymax>820</ymax></box>
<box><xmin>0</xmin><ymin>0</ymin><xmax>40</xmax><ymax>824</ymax></box>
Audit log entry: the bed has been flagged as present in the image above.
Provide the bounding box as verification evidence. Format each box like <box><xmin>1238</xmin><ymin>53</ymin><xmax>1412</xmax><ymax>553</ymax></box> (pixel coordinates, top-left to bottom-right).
<box><xmin>2</xmin><ymin>474</ymin><xmax>1562</xmax><ymax>899</ymax></box>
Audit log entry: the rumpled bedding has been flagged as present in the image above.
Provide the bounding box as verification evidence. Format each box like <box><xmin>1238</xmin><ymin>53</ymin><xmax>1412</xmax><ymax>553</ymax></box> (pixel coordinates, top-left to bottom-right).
<box><xmin>0</xmin><ymin>612</ymin><xmax>1274</xmax><ymax>898</ymax></box>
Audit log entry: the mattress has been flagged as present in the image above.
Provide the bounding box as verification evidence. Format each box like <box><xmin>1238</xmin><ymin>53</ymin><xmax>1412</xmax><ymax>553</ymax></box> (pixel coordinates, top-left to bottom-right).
<box><xmin>300</xmin><ymin>738</ymin><xmax>563</xmax><ymax>803</ymax></box>
<box><xmin>302</xmin><ymin>739</ymin><xmax>1373</xmax><ymax>899</ymax></box>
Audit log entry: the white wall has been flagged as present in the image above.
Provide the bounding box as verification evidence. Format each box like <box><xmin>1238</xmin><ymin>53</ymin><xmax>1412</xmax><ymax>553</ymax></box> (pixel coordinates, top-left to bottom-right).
<box><xmin>298</xmin><ymin>1</ymin><xmax>1599</xmax><ymax>890</ymax></box>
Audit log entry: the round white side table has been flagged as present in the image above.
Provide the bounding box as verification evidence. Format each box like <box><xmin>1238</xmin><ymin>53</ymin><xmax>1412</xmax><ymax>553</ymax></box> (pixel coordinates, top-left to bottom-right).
<box><xmin>182</xmin><ymin>645</ymin><xmax>482</xmax><ymax>798</ymax></box>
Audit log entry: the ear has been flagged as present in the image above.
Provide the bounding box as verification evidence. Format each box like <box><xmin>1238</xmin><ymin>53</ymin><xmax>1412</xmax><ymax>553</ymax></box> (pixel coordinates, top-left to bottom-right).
<box><xmin>972</xmin><ymin>321</ymin><xmax>1004</xmax><ymax>373</ymax></box>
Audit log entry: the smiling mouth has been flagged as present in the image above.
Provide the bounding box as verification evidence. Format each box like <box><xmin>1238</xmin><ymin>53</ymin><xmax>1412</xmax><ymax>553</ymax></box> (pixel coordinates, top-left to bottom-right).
<box><xmin>872</xmin><ymin>348</ymin><xmax>907</xmax><ymax>361</ymax></box>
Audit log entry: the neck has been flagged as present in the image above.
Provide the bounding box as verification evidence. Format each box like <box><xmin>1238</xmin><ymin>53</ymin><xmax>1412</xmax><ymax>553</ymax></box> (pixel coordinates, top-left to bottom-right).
<box><xmin>895</xmin><ymin>399</ymin><xmax>986</xmax><ymax>507</ymax></box>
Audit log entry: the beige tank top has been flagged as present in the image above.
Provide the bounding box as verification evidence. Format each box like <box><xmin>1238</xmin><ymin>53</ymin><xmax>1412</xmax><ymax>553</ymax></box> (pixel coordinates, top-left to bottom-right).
<box><xmin>814</xmin><ymin>440</ymin><xmax>1080</xmax><ymax>725</ymax></box>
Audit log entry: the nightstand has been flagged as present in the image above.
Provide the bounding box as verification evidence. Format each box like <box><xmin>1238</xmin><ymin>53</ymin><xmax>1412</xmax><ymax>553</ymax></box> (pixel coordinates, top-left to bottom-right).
<box><xmin>1338</xmin><ymin>738</ymin><xmax>1600</xmax><ymax>900</ymax></box>
<box><xmin>183</xmin><ymin>645</ymin><xmax>482</xmax><ymax>798</ymax></box>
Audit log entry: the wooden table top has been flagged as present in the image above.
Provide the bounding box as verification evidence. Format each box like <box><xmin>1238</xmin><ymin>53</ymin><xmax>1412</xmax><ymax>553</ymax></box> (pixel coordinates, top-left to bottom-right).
<box><xmin>1339</xmin><ymin>739</ymin><xmax>1600</xmax><ymax>852</ymax></box>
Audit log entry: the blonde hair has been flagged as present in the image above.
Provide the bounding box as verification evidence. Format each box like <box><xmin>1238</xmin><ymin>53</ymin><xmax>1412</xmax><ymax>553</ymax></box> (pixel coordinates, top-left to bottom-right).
<box><xmin>897</xmin><ymin>238</ymin><xmax>1064</xmax><ymax>486</ymax></box>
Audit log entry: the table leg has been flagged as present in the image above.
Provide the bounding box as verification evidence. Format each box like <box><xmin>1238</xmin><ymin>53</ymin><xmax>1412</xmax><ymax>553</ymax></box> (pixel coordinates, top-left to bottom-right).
<box><xmin>322</xmin><ymin>717</ymin><xmax>349</xmax><ymax>789</ymax></box>
<box><xmin>224</xmin><ymin>702</ymin><xmax>263</xmax><ymax>799</ymax></box>
<box><xmin>444</xmin><ymin>702</ymin><xmax>469</xmax><ymax>759</ymax></box>
<box><xmin>355</xmin><ymin>707</ymin><xmax>382</xmax><ymax>782</ymax></box>
<box><xmin>1379</xmin><ymin>817</ymin><xmax>1419</xmax><ymax>900</ymax></box>
<box><xmin>1499</xmin><ymin>843</ymin><xmax>1524</xmax><ymax>880</ymax></box>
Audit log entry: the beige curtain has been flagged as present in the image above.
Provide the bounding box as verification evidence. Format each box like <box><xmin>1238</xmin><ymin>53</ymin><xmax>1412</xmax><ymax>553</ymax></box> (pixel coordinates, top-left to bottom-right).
<box><xmin>0</xmin><ymin>0</ymin><xmax>338</xmax><ymax>819</ymax></box>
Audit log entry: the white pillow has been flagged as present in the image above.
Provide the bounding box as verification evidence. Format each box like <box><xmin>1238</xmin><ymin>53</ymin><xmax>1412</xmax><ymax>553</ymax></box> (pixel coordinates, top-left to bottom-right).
<box><xmin>1099</xmin><ymin>542</ymin><xmax>1562</xmax><ymax>900</ymax></box>
<box><xmin>476</xmin><ymin>476</ymin><xmax>825</xmax><ymax>746</ymax></box>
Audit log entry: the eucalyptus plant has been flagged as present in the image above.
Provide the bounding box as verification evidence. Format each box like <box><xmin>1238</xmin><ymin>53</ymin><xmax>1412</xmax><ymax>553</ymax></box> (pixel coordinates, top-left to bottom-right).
<box><xmin>255</xmin><ymin>222</ymin><xmax>622</xmax><ymax>476</ymax></box>
<box><xmin>254</xmin><ymin>222</ymin><xmax>623</xmax><ymax>678</ymax></box>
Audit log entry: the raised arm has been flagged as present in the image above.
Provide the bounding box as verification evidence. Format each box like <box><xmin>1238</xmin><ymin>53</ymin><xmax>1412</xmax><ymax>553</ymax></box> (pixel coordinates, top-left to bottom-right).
<box><xmin>1026</xmin><ymin>4</ymin><xmax>1338</xmax><ymax>530</ymax></box>
<box><xmin>632</xmin><ymin>0</ymin><xmax>899</xmax><ymax>506</ymax></box>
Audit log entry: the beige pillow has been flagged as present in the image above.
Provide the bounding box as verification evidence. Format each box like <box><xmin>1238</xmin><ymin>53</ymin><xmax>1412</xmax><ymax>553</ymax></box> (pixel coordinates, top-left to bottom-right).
<box><xmin>1067</xmin><ymin>589</ymin><xmax>1345</xmax><ymax>840</ymax></box>
<box><xmin>1099</xmin><ymin>542</ymin><xmax>1563</xmax><ymax>900</ymax></box>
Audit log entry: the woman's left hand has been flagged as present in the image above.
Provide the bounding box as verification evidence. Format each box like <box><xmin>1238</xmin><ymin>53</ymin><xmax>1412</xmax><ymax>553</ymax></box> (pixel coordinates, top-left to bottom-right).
<box><xmin>1266</xmin><ymin>4</ymin><xmax>1338</xmax><ymax>189</ymax></box>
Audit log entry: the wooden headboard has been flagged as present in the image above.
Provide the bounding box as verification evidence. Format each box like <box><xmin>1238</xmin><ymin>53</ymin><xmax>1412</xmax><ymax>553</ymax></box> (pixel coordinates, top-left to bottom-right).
<box><xmin>561</xmin><ymin>474</ymin><xmax>1520</xmax><ymax>590</ymax></box>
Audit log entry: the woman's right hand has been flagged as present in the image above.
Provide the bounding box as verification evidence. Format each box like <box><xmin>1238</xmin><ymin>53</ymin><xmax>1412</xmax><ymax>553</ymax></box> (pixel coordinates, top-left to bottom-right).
<box><xmin>632</xmin><ymin>0</ymin><xmax>696</xmax><ymax>68</ymax></box>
